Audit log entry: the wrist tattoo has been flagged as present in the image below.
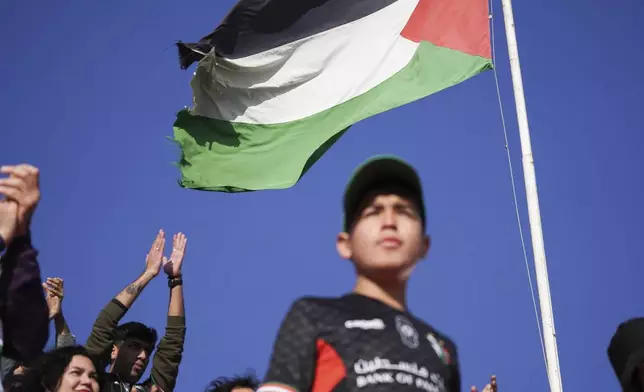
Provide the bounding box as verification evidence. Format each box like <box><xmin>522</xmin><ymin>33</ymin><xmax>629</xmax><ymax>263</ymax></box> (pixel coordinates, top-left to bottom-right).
<box><xmin>126</xmin><ymin>284</ymin><xmax>139</xmax><ymax>295</ymax></box>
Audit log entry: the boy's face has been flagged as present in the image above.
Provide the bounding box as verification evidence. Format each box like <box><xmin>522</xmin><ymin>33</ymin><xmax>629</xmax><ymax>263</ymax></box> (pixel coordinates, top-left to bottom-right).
<box><xmin>337</xmin><ymin>189</ymin><xmax>429</xmax><ymax>283</ymax></box>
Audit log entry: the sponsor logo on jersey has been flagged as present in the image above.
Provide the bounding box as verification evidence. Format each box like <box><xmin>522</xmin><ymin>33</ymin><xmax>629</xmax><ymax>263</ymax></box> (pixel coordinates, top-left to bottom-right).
<box><xmin>395</xmin><ymin>315</ymin><xmax>419</xmax><ymax>349</ymax></box>
<box><xmin>353</xmin><ymin>357</ymin><xmax>445</xmax><ymax>391</ymax></box>
<box><xmin>426</xmin><ymin>333</ymin><xmax>452</xmax><ymax>365</ymax></box>
<box><xmin>344</xmin><ymin>318</ymin><xmax>385</xmax><ymax>330</ymax></box>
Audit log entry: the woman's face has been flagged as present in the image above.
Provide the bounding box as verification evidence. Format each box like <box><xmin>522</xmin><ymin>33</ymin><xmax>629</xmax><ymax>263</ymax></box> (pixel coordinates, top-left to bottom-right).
<box><xmin>57</xmin><ymin>355</ymin><xmax>99</xmax><ymax>392</ymax></box>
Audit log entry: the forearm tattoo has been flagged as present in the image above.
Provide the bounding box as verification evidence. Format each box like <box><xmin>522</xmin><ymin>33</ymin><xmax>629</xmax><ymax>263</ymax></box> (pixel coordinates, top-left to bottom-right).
<box><xmin>125</xmin><ymin>284</ymin><xmax>140</xmax><ymax>295</ymax></box>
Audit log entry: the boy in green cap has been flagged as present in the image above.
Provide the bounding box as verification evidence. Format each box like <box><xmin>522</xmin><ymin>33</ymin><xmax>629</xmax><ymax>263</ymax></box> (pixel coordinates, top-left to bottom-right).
<box><xmin>258</xmin><ymin>156</ymin><xmax>464</xmax><ymax>392</ymax></box>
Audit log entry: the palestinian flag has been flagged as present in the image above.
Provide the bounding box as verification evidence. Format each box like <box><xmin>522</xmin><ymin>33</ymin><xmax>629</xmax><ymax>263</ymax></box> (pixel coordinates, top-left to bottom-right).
<box><xmin>174</xmin><ymin>0</ymin><xmax>492</xmax><ymax>192</ymax></box>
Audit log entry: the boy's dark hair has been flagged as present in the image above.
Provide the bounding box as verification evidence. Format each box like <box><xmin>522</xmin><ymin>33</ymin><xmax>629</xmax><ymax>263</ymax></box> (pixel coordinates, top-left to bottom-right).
<box><xmin>205</xmin><ymin>373</ymin><xmax>260</xmax><ymax>392</ymax></box>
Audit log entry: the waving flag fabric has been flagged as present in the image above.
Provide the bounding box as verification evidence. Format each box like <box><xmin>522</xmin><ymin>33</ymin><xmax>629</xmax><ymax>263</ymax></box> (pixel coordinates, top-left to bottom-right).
<box><xmin>174</xmin><ymin>0</ymin><xmax>492</xmax><ymax>192</ymax></box>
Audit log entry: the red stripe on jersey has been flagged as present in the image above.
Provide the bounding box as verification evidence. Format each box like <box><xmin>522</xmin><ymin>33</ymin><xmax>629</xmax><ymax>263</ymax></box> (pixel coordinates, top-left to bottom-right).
<box><xmin>312</xmin><ymin>339</ymin><xmax>346</xmax><ymax>392</ymax></box>
<box><xmin>400</xmin><ymin>0</ymin><xmax>491</xmax><ymax>59</ymax></box>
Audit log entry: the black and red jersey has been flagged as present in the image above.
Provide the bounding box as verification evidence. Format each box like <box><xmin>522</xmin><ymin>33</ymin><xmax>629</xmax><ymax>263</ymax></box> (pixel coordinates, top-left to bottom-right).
<box><xmin>258</xmin><ymin>293</ymin><xmax>460</xmax><ymax>392</ymax></box>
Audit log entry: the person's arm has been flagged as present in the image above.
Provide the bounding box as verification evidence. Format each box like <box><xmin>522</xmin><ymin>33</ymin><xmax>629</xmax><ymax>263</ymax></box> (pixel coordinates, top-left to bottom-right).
<box><xmin>0</xmin><ymin>165</ymin><xmax>48</xmax><ymax>363</ymax></box>
<box><xmin>148</xmin><ymin>233</ymin><xmax>187</xmax><ymax>392</ymax></box>
<box><xmin>257</xmin><ymin>298</ymin><xmax>319</xmax><ymax>392</ymax></box>
<box><xmin>55</xmin><ymin>324</ymin><xmax>77</xmax><ymax>348</ymax></box>
<box><xmin>0</xmin><ymin>234</ymin><xmax>49</xmax><ymax>363</ymax></box>
<box><xmin>114</xmin><ymin>230</ymin><xmax>166</xmax><ymax>310</ymax></box>
<box><xmin>0</xmin><ymin>177</ymin><xmax>18</xmax><ymax>254</ymax></box>
<box><xmin>52</xmin><ymin>305</ymin><xmax>78</xmax><ymax>348</ymax></box>
<box><xmin>43</xmin><ymin>277</ymin><xmax>76</xmax><ymax>348</ymax></box>
<box><xmin>53</xmin><ymin>310</ymin><xmax>75</xmax><ymax>347</ymax></box>
<box><xmin>84</xmin><ymin>298</ymin><xmax>127</xmax><ymax>362</ymax></box>
<box><xmin>86</xmin><ymin>230</ymin><xmax>166</xmax><ymax>362</ymax></box>
<box><xmin>147</xmin><ymin>291</ymin><xmax>185</xmax><ymax>392</ymax></box>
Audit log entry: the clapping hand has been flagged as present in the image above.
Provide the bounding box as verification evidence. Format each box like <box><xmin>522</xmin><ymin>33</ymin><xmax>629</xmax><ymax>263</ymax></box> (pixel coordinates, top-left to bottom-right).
<box><xmin>0</xmin><ymin>164</ymin><xmax>41</xmax><ymax>236</ymax></box>
<box><xmin>144</xmin><ymin>230</ymin><xmax>166</xmax><ymax>278</ymax></box>
<box><xmin>163</xmin><ymin>232</ymin><xmax>187</xmax><ymax>278</ymax></box>
<box><xmin>43</xmin><ymin>277</ymin><xmax>65</xmax><ymax>320</ymax></box>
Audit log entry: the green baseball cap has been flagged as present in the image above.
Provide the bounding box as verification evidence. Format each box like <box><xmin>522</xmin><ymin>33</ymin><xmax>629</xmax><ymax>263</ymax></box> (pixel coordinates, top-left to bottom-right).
<box><xmin>343</xmin><ymin>155</ymin><xmax>426</xmax><ymax>232</ymax></box>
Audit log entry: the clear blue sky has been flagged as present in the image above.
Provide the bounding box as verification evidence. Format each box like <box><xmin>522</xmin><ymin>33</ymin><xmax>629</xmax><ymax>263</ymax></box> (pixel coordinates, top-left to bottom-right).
<box><xmin>1</xmin><ymin>0</ymin><xmax>642</xmax><ymax>390</ymax></box>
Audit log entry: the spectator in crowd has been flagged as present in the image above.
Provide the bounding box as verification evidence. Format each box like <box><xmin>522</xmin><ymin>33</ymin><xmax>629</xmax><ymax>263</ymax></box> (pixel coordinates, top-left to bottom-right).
<box><xmin>0</xmin><ymin>165</ymin><xmax>49</xmax><ymax>387</ymax></box>
<box><xmin>11</xmin><ymin>345</ymin><xmax>103</xmax><ymax>392</ymax></box>
<box><xmin>608</xmin><ymin>317</ymin><xmax>644</xmax><ymax>391</ymax></box>
<box><xmin>86</xmin><ymin>230</ymin><xmax>187</xmax><ymax>392</ymax></box>
<box><xmin>1</xmin><ymin>277</ymin><xmax>77</xmax><ymax>381</ymax></box>
<box><xmin>257</xmin><ymin>156</ymin><xmax>495</xmax><ymax>392</ymax></box>
<box><xmin>471</xmin><ymin>375</ymin><xmax>497</xmax><ymax>392</ymax></box>
<box><xmin>205</xmin><ymin>374</ymin><xmax>259</xmax><ymax>392</ymax></box>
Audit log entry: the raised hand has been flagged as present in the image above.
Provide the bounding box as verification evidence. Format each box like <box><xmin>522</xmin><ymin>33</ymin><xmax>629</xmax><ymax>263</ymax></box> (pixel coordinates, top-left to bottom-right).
<box><xmin>0</xmin><ymin>199</ymin><xmax>18</xmax><ymax>246</ymax></box>
<box><xmin>144</xmin><ymin>230</ymin><xmax>166</xmax><ymax>278</ymax></box>
<box><xmin>43</xmin><ymin>277</ymin><xmax>65</xmax><ymax>320</ymax></box>
<box><xmin>0</xmin><ymin>164</ymin><xmax>41</xmax><ymax>236</ymax></box>
<box><xmin>471</xmin><ymin>375</ymin><xmax>497</xmax><ymax>392</ymax></box>
<box><xmin>163</xmin><ymin>232</ymin><xmax>187</xmax><ymax>277</ymax></box>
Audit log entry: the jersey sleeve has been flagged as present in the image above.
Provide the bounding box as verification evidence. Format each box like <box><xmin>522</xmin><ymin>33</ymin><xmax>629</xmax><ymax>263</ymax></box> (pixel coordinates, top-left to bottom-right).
<box><xmin>444</xmin><ymin>340</ymin><xmax>461</xmax><ymax>392</ymax></box>
<box><xmin>258</xmin><ymin>299</ymin><xmax>319</xmax><ymax>392</ymax></box>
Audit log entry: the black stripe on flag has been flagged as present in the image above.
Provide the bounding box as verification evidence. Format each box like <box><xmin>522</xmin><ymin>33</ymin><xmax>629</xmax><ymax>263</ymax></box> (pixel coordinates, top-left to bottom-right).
<box><xmin>177</xmin><ymin>0</ymin><xmax>399</xmax><ymax>69</ymax></box>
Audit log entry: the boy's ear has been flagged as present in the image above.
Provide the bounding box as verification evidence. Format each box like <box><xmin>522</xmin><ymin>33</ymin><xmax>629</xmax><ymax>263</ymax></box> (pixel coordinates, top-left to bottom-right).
<box><xmin>336</xmin><ymin>232</ymin><xmax>352</xmax><ymax>260</ymax></box>
<box><xmin>416</xmin><ymin>234</ymin><xmax>430</xmax><ymax>261</ymax></box>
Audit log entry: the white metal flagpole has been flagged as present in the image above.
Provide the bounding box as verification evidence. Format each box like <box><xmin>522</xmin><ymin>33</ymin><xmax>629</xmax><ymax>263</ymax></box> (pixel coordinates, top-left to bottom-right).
<box><xmin>499</xmin><ymin>0</ymin><xmax>564</xmax><ymax>391</ymax></box>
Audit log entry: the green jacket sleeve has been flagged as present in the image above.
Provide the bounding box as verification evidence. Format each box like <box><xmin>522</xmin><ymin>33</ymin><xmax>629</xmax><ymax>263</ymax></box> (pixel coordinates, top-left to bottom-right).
<box><xmin>85</xmin><ymin>299</ymin><xmax>128</xmax><ymax>365</ymax></box>
<box><xmin>149</xmin><ymin>316</ymin><xmax>186</xmax><ymax>392</ymax></box>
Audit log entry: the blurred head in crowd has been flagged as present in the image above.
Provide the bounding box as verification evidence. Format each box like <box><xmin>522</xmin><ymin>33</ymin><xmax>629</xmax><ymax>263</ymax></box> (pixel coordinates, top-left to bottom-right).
<box><xmin>8</xmin><ymin>362</ymin><xmax>26</xmax><ymax>375</ymax></box>
<box><xmin>608</xmin><ymin>317</ymin><xmax>644</xmax><ymax>391</ymax></box>
<box><xmin>205</xmin><ymin>374</ymin><xmax>259</xmax><ymax>392</ymax></box>
<box><xmin>11</xmin><ymin>345</ymin><xmax>103</xmax><ymax>392</ymax></box>
<box><xmin>109</xmin><ymin>321</ymin><xmax>158</xmax><ymax>384</ymax></box>
<box><xmin>3</xmin><ymin>363</ymin><xmax>27</xmax><ymax>391</ymax></box>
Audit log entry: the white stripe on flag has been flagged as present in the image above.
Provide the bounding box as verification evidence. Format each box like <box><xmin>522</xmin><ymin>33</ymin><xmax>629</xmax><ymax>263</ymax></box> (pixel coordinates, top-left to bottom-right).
<box><xmin>191</xmin><ymin>0</ymin><xmax>420</xmax><ymax>124</ymax></box>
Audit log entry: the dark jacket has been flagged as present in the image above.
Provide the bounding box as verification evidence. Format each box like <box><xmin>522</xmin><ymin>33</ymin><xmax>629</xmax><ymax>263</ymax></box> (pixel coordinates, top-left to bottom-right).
<box><xmin>0</xmin><ymin>233</ymin><xmax>49</xmax><ymax>362</ymax></box>
<box><xmin>1</xmin><ymin>332</ymin><xmax>77</xmax><ymax>382</ymax></box>
<box><xmin>86</xmin><ymin>299</ymin><xmax>186</xmax><ymax>392</ymax></box>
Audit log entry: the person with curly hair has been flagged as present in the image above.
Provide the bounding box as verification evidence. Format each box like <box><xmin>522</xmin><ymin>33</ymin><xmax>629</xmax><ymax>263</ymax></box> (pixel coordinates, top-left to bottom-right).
<box><xmin>7</xmin><ymin>345</ymin><xmax>103</xmax><ymax>392</ymax></box>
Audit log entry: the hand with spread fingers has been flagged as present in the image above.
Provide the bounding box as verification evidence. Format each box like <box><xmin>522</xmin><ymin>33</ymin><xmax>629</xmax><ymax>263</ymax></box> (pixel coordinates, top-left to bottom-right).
<box><xmin>144</xmin><ymin>230</ymin><xmax>166</xmax><ymax>278</ymax></box>
<box><xmin>163</xmin><ymin>232</ymin><xmax>187</xmax><ymax>278</ymax></box>
<box><xmin>43</xmin><ymin>277</ymin><xmax>65</xmax><ymax>320</ymax></box>
<box><xmin>471</xmin><ymin>375</ymin><xmax>497</xmax><ymax>392</ymax></box>
<box><xmin>0</xmin><ymin>164</ymin><xmax>41</xmax><ymax>236</ymax></box>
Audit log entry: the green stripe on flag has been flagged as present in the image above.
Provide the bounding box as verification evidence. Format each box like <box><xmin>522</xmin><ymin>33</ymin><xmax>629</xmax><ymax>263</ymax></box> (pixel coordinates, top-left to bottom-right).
<box><xmin>173</xmin><ymin>42</ymin><xmax>492</xmax><ymax>192</ymax></box>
